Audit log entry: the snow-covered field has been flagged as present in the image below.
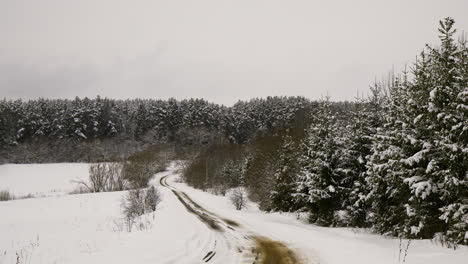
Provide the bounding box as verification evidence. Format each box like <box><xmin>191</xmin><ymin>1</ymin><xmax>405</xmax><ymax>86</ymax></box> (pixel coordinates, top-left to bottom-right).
<box><xmin>0</xmin><ymin>163</ymin><xmax>89</xmax><ymax>197</ymax></box>
<box><xmin>0</xmin><ymin>163</ymin><xmax>467</xmax><ymax>264</ymax></box>
<box><xmin>0</xmin><ymin>166</ymin><xmax>207</xmax><ymax>264</ymax></box>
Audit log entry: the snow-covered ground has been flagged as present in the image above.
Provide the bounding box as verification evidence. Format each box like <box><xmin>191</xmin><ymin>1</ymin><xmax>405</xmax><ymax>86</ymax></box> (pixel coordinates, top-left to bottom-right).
<box><xmin>0</xmin><ymin>163</ymin><xmax>467</xmax><ymax>264</ymax></box>
<box><xmin>0</xmin><ymin>163</ymin><xmax>89</xmax><ymax>197</ymax></box>
<box><xmin>169</xmin><ymin>174</ymin><xmax>468</xmax><ymax>264</ymax></box>
<box><xmin>0</xmin><ymin>166</ymin><xmax>215</xmax><ymax>264</ymax></box>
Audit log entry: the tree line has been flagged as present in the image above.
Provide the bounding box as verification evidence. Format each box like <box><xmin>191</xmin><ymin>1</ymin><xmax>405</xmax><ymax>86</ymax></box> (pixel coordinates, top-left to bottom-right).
<box><xmin>0</xmin><ymin>96</ymin><xmax>314</xmax><ymax>163</ymax></box>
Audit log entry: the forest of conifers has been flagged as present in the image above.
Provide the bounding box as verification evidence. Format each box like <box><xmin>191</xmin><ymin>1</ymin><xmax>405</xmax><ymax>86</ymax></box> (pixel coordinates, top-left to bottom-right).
<box><xmin>1</xmin><ymin>18</ymin><xmax>467</xmax><ymax>247</ymax></box>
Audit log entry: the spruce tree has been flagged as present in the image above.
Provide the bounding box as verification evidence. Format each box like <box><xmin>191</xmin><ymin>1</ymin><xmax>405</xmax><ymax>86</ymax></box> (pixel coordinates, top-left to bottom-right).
<box><xmin>271</xmin><ymin>134</ymin><xmax>301</xmax><ymax>212</ymax></box>
<box><xmin>428</xmin><ymin>18</ymin><xmax>468</xmax><ymax>246</ymax></box>
<box><xmin>295</xmin><ymin>97</ymin><xmax>343</xmax><ymax>226</ymax></box>
<box><xmin>366</xmin><ymin>75</ymin><xmax>412</xmax><ymax>236</ymax></box>
<box><xmin>135</xmin><ymin>103</ymin><xmax>149</xmax><ymax>141</ymax></box>
<box><xmin>342</xmin><ymin>93</ymin><xmax>383</xmax><ymax>227</ymax></box>
<box><xmin>367</xmin><ymin>18</ymin><xmax>468</xmax><ymax>244</ymax></box>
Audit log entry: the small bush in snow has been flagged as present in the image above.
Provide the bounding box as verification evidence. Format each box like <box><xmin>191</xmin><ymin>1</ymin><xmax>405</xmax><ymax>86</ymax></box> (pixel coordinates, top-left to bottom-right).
<box><xmin>88</xmin><ymin>163</ymin><xmax>108</xmax><ymax>192</ymax></box>
<box><xmin>333</xmin><ymin>210</ymin><xmax>351</xmax><ymax>227</ymax></box>
<box><xmin>69</xmin><ymin>185</ymin><xmax>91</xmax><ymax>195</ymax></box>
<box><xmin>75</xmin><ymin>162</ymin><xmax>127</xmax><ymax>193</ymax></box>
<box><xmin>0</xmin><ymin>190</ymin><xmax>13</xmax><ymax>201</ymax></box>
<box><xmin>144</xmin><ymin>186</ymin><xmax>161</xmax><ymax>213</ymax></box>
<box><xmin>121</xmin><ymin>186</ymin><xmax>161</xmax><ymax>231</ymax></box>
<box><xmin>123</xmin><ymin>189</ymin><xmax>145</xmax><ymax>218</ymax></box>
<box><xmin>210</xmin><ymin>184</ymin><xmax>229</xmax><ymax>196</ymax></box>
<box><xmin>122</xmin><ymin>189</ymin><xmax>144</xmax><ymax>231</ymax></box>
<box><xmin>122</xmin><ymin>146</ymin><xmax>169</xmax><ymax>189</ymax></box>
<box><xmin>230</xmin><ymin>187</ymin><xmax>247</xmax><ymax>210</ymax></box>
<box><xmin>105</xmin><ymin>162</ymin><xmax>127</xmax><ymax>191</ymax></box>
<box><xmin>18</xmin><ymin>193</ymin><xmax>35</xmax><ymax>200</ymax></box>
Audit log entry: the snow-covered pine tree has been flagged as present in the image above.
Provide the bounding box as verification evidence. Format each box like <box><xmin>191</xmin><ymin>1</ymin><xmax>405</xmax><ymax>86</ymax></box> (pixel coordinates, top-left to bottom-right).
<box><xmin>224</xmin><ymin>102</ymin><xmax>255</xmax><ymax>144</ymax></box>
<box><xmin>366</xmin><ymin>74</ymin><xmax>413</xmax><ymax>236</ymax></box>
<box><xmin>341</xmin><ymin>90</ymin><xmax>385</xmax><ymax>227</ymax></box>
<box><xmin>49</xmin><ymin>100</ymin><xmax>67</xmax><ymax>139</ymax></box>
<box><xmin>98</xmin><ymin>98</ymin><xmax>119</xmax><ymax>137</ymax></box>
<box><xmin>426</xmin><ymin>18</ymin><xmax>468</xmax><ymax>246</ymax></box>
<box><xmin>165</xmin><ymin>98</ymin><xmax>182</xmax><ymax>141</ymax></box>
<box><xmin>397</xmin><ymin>50</ymin><xmax>444</xmax><ymax>240</ymax></box>
<box><xmin>271</xmin><ymin>134</ymin><xmax>301</xmax><ymax>212</ymax></box>
<box><xmin>135</xmin><ymin>103</ymin><xmax>149</xmax><ymax>141</ymax></box>
<box><xmin>66</xmin><ymin>96</ymin><xmax>89</xmax><ymax>140</ymax></box>
<box><xmin>295</xmin><ymin>97</ymin><xmax>344</xmax><ymax>226</ymax></box>
<box><xmin>0</xmin><ymin>101</ymin><xmax>10</xmax><ymax>148</ymax></box>
<box><xmin>220</xmin><ymin>159</ymin><xmax>243</xmax><ymax>189</ymax></box>
<box><xmin>367</xmin><ymin>18</ymin><xmax>468</xmax><ymax>244</ymax></box>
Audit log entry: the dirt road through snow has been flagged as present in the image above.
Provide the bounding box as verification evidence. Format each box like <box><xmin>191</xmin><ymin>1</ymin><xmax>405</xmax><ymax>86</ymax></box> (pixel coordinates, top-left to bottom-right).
<box><xmin>158</xmin><ymin>174</ymin><xmax>304</xmax><ymax>264</ymax></box>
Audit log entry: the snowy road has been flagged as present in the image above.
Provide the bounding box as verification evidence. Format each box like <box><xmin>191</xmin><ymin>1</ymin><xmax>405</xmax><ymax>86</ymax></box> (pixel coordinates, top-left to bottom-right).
<box><xmin>156</xmin><ymin>173</ymin><xmax>303</xmax><ymax>264</ymax></box>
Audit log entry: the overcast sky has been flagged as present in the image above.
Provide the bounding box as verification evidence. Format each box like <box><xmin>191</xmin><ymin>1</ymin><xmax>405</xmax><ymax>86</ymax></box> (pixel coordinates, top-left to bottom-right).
<box><xmin>1</xmin><ymin>0</ymin><xmax>468</xmax><ymax>105</ymax></box>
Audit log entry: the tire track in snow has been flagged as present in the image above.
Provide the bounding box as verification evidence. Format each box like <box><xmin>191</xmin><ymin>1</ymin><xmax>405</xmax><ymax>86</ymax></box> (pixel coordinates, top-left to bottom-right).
<box><xmin>159</xmin><ymin>174</ymin><xmax>305</xmax><ymax>264</ymax></box>
<box><xmin>171</xmin><ymin>189</ymin><xmax>222</xmax><ymax>231</ymax></box>
<box><xmin>155</xmin><ymin>173</ymin><xmax>223</xmax><ymax>263</ymax></box>
<box><xmin>160</xmin><ymin>175</ymin><xmax>241</xmax><ymax>262</ymax></box>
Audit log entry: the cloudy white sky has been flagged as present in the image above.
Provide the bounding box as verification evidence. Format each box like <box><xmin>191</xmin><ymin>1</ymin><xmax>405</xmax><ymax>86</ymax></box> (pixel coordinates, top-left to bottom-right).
<box><xmin>1</xmin><ymin>0</ymin><xmax>468</xmax><ymax>105</ymax></box>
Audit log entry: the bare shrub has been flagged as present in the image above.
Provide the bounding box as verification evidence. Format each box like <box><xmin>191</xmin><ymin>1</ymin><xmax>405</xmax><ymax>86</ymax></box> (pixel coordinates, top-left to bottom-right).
<box><xmin>121</xmin><ymin>186</ymin><xmax>161</xmax><ymax>231</ymax></box>
<box><xmin>121</xmin><ymin>161</ymin><xmax>151</xmax><ymax>189</ymax></box>
<box><xmin>18</xmin><ymin>193</ymin><xmax>35</xmax><ymax>200</ymax></box>
<box><xmin>433</xmin><ymin>232</ymin><xmax>458</xmax><ymax>249</ymax></box>
<box><xmin>75</xmin><ymin>162</ymin><xmax>127</xmax><ymax>193</ymax></box>
<box><xmin>144</xmin><ymin>186</ymin><xmax>161</xmax><ymax>212</ymax></box>
<box><xmin>182</xmin><ymin>143</ymin><xmax>244</xmax><ymax>191</ymax></box>
<box><xmin>121</xmin><ymin>189</ymin><xmax>144</xmax><ymax>231</ymax></box>
<box><xmin>111</xmin><ymin>218</ymin><xmax>125</xmax><ymax>232</ymax></box>
<box><xmin>210</xmin><ymin>184</ymin><xmax>228</xmax><ymax>196</ymax></box>
<box><xmin>230</xmin><ymin>187</ymin><xmax>247</xmax><ymax>210</ymax></box>
<box><xmin>88</xmin><ymin>163</ymin><xmax>108</xmax><ymax>192</ymax></box>
<box><xmin>122</xmin><ymin>146</ymin><xmax>169</xmax><ymax>189</ymax></box>
<box><xmin>108</xmin><ymin>162</ymin><xmax>127</xmax><ymax>191</ymax></box>
<box><xmin>123</xmin><ymin>189</ymin><xmax>145</xmax><ymax>216</ymax></box>
<box><xmin>69</xmin><ymin>186</ymin><xmax>91</xmax><ymax>195</ymax></box>
<box><xmin>13</xmin><ymin>236</ymin><xmax>40</xmax><ymax>264</ymax></box>
<box><xmin>0</xmin><ymin>190</ymin><xmax>13</xmax><ymax>201</ymax></box>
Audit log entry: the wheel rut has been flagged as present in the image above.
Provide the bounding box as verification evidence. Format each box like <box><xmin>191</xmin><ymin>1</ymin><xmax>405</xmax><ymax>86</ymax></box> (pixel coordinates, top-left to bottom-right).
<box><xmin>159</xmin><ymin>174</ymin><xmax>304</xmax><ymax>264</ymax></box>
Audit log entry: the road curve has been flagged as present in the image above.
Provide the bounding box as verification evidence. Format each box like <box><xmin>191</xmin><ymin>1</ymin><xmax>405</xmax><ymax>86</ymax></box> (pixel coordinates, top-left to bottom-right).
<box><xmin>158</xmin><ymin>173</ymin><xmax>303</xmax><ymax>264</ymax></box>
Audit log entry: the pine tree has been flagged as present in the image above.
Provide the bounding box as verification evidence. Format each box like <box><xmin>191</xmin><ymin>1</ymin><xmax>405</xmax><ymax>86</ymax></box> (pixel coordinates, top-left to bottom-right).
<box><xmin>271</xmin><ymin>134</ymin><xmax>301</xmax><ymax>212</ymax></box>
<box><xmin>295</xmin><ymin>97</ymin><xmax>344</xmax><ymax>226</ymax></box>
<box><xmin>0</xmin><ymin>101</ymin><xmax>9</xmax><ymax>148</ymax></box>
<box><xmin>428</xmin><ymin>18</ymin><xmax>468</xmax><ymax>246</ymax></box>
<box><xmin>366</xmin><ymin>18</ymin><xmax>468</xmax><ymax>244</ymax></box>
<box><xmin>135</xmin><ymin>103</ymin><xmax>149</xmax><ymax>141</ymax></box>
<box><xmin>366</xmin><ymin>75</ymin><xmax>413</xmax><ymax>236</ymax></box>
<box><xmin>342</xmin><ymin>93</ymin><xmax>384</xmax><ymax>227</ymax></box>
<box><xmin>220</xmin><ymin>159</ymin><xmax>242</xmax><ymax>188</ymax></box>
